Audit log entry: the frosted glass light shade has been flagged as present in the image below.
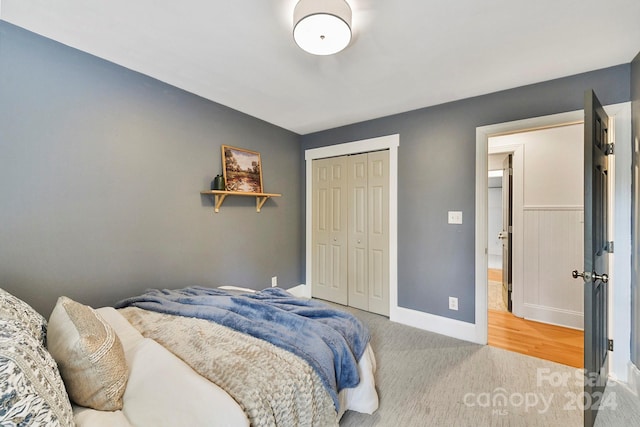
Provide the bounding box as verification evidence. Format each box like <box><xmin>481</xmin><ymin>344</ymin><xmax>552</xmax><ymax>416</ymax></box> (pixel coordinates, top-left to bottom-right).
<box><xmin>293</xmin><ymin>0</ymin><xmax>352</xmax><ymax>55</ymax></box>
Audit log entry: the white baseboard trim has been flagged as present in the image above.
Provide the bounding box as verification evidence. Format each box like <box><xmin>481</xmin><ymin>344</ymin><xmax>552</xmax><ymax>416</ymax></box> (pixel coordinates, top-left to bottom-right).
<box><xmin>293</xmin><ymin>283</ymin><xmax>481</xmax><ymax>344</ymax></box>
<box><xmin>521</xmin><ymin>303</ymin><xmax>583</xmax><ymax>330</ymax></box>
<box><xmin>627</xmin><ymin>362</ymin><xmax>640</xmax><ymax>396</ymax></box>
<box><xmin>390</xmin><ymin>306</ymin><xmax>480</xmax><ymax>344</ymax></box>
<box><xmin>287</xmin><ymin>284</ymin><xmax>311</xmax><ymax>298</ymax></box>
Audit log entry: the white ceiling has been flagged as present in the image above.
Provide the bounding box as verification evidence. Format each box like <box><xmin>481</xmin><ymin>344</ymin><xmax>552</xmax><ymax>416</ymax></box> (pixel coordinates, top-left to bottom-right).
<box><xmin>1</xmin><ymin>0</ymin><xmax>639</xmax><ymax>135</ymax></box>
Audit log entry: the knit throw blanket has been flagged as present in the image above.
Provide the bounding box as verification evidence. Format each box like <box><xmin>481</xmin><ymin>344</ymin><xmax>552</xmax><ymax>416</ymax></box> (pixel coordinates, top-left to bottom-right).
<box><xmin>119</xmin><ymin>307</ymin><xmax>339</xmax><ymax>427</ymax></box>
<box><xmin>115</xmin><ymin>287</ymin><xmax>370</xmax><ymax>410</ymax></box>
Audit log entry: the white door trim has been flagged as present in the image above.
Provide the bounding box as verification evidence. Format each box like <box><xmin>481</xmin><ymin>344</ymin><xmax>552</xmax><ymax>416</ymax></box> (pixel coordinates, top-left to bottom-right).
<box><xmin>475</xmin><ymin>103</ymin><xmax>631</xmax><ymax>382</ymax></box>
<box><xmin>606</xmin><ymin>102</ymin><xmax>632</xmax><ymax>383</ymax></box>
<box><xmin>304</xmin><ymin>134</ymin><xmax>399</xmax><ymax>318</ymax></box>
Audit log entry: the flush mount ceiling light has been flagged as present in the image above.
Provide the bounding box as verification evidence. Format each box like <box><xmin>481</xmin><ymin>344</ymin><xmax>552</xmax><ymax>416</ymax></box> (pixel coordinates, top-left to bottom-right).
<box><xmin>293</xmin><ymin>0</ymin><xmax>352</xmax><ymax>56</ymax></box>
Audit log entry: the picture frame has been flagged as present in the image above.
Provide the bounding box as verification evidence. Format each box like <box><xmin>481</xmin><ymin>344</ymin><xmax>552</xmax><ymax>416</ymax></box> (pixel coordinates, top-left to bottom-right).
<box><xmin>221</xmin><ymin>145</ymin><xmax>263</xmax><ymax>193</ymax></box>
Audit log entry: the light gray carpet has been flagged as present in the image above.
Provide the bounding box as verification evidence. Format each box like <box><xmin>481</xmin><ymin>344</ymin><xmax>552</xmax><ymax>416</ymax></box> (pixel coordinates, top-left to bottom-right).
<box><xmin>335</xmin><ymin>305</ymin><xmax>640</xmax><ymax>427</ymax></box>
<box><xmin>595</xmin><ymin>380</ymin><xmax>640</xmax><ymax>427</ymax></box>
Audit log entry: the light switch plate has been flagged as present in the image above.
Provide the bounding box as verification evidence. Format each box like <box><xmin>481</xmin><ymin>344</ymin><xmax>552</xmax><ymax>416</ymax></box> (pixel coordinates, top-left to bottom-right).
<box><xmin>448</xmin><ymin>211</ymin><xmax>463</xmax><ymax>224</ymax></box>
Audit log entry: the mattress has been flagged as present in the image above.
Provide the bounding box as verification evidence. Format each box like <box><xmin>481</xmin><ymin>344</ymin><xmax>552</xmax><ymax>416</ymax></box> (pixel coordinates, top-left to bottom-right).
<box><xmin>73</xmin><ymin>305</ymin><xmax>378</xmax><ymax>426</ymax></box>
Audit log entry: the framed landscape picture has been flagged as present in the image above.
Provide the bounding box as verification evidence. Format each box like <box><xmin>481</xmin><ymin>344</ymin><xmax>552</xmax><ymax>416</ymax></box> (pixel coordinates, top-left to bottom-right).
<box><xmin>221</xmin><ymin>145</ymin><xmax>263</xmax><ymax>193</ymax></box>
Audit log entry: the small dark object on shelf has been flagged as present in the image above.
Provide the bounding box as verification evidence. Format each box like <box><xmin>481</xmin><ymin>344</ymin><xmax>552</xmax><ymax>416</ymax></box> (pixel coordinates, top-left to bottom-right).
<box><xmin>212</xmin><ymin>174</ymin><xmax>225</xmax><ymax>190</ymax></box>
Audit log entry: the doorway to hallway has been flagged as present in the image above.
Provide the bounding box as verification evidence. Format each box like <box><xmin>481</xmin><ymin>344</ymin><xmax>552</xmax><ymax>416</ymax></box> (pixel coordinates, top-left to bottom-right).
<box><xmin>475</xmin><ymin>103</ymin><xmax>632</xmax><ymax>398</ymax></box>
<box><xmin>485</xmin><ymin>123</ymin><xmax>585</xmax><ymax>367</ymax></box>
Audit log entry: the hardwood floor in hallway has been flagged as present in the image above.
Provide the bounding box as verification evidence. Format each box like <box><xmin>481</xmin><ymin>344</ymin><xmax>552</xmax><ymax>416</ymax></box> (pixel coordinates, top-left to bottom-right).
<box><xmin>488</xmin><ymin>309</ymin><xmax>584</xmax><ymax>368</ymax></box>
<box><xmin>488</xmin><ymin>268</ymin><xmax>502</xmax><ymax>282</ymax></box>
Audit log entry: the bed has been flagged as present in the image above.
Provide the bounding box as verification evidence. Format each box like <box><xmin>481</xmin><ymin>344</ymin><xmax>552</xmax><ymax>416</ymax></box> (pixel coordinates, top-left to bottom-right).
<box><xmin>0</xmin><ymin>286</ymin><xmax>378</xmax><ymax>427</ymax></box>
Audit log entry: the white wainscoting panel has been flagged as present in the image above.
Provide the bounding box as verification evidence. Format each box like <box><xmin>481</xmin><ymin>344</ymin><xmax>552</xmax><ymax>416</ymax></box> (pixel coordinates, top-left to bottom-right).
<box><xmin>522</xmin><ymin>206</ymin><xmax>584</xmax><ymax>329</ymax></box>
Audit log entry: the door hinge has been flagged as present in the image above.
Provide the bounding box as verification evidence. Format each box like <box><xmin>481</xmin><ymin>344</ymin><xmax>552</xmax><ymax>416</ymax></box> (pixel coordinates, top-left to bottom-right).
<box><xmin>608</xmin><ymin>339</ymin><xmax>614</xmax><ymax>352</ymax></box>
<box><xmin>605</xmin><ymin>143</ymin><xmax>615</xmax><ymax>155</ymax></box>
<box><xmin>606</xmin><ymin>241</ymin><xmax>614</xmax><ymax>253</ymax></box>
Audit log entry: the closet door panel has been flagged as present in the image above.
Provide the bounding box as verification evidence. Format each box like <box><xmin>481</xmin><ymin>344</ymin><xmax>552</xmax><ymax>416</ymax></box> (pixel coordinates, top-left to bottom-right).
<box><xmin>367</xmin><ymin>151</ymin><xmax>390</xmax><ymax>316</ymax></box>
<box><xmin>312</xmin><ymin>157</ymin><xmax>348</xmax><ymax>305</ymax></box>
<box><xmin>348</xmin><ymin>153</ymin><xmax>369</xmax><ymax>311</ymax></box>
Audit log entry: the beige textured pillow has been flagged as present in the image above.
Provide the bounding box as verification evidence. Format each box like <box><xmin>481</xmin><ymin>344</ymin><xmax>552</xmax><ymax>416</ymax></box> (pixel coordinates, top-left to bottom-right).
<box><xmin>47</xmin><ymin>296</ymin><xmax>128</xmax><ymax>411</ymax></box>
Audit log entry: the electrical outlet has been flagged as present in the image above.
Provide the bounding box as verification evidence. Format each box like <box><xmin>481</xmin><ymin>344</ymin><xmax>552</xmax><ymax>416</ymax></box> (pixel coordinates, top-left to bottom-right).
<box><xmin>449</xmin><ymin>297</ymin><xmax>458</xmax><ymax>311</ymax></box>
<box><xmin>271</xmin><ymin>276</ymin><xmax>278</xmax><ymax>287</ymax></box>
<box><xmin>448</xmin><ymin>211</ymin><xmax>463</xmax><ymax>224</ymax></box>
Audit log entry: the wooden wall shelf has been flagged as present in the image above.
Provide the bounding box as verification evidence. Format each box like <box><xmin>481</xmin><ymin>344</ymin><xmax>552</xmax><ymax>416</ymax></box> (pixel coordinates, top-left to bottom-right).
<box><xmin>200</xmin><ymin>190</ymin><xmax>281</xmax><ymax>213</ymax></box>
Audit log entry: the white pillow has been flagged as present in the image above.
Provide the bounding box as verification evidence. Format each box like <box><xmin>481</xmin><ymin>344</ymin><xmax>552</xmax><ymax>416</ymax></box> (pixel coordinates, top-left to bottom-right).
<box><xmin>47</xmin><ymin>297</ymin><xmax>128</xmax><ymax>411</ymax></box>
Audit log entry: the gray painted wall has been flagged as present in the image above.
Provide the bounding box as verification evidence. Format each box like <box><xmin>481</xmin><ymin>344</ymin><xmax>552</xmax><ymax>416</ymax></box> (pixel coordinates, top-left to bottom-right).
<box><xmin>631</xmin><ymin>50</ymin><xmax>640</xmax><ymax>368</ymax></box>
<box><xmin>0</xmin><ymin>21</ymin><xmax>303</xmax><ymax>316</ymax></box>
<box><xmin>301</xmin><ymin>65</ymin><xmax>631</xmax><ymax>323</ymax></box>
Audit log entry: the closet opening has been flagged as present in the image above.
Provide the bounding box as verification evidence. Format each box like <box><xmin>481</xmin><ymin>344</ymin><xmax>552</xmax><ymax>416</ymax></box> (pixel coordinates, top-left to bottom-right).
<box><xmin>303</xmin><ymin>134</ymin><xmax>399</xmax><ymax>318</ymax></box>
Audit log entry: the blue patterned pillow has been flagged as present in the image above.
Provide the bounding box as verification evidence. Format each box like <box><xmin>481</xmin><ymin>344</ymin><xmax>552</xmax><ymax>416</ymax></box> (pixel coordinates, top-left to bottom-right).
<box><xmin>0</xmin><ymin>317</ymin><xmax>74</xmax><ymax>426</ymax></box>
<box><xmin>0</xmin><ymin>288</ymin><xmax>47</xmax><ymax>345</ymax></box>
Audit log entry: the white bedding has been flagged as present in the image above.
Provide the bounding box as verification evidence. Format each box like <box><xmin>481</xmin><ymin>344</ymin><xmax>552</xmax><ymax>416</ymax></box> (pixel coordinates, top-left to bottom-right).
<box><xmin>73</xmin><ymin>307</ymin><xmax>378</xmax><ymax>426</ymax></box>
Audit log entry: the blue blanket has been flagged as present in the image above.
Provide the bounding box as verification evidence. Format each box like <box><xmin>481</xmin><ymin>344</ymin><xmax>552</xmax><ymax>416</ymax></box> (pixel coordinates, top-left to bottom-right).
<box><xmin>115</xmin><ymin>287</ymin><xmax>370</xmax><ymax>410</ymax></box>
